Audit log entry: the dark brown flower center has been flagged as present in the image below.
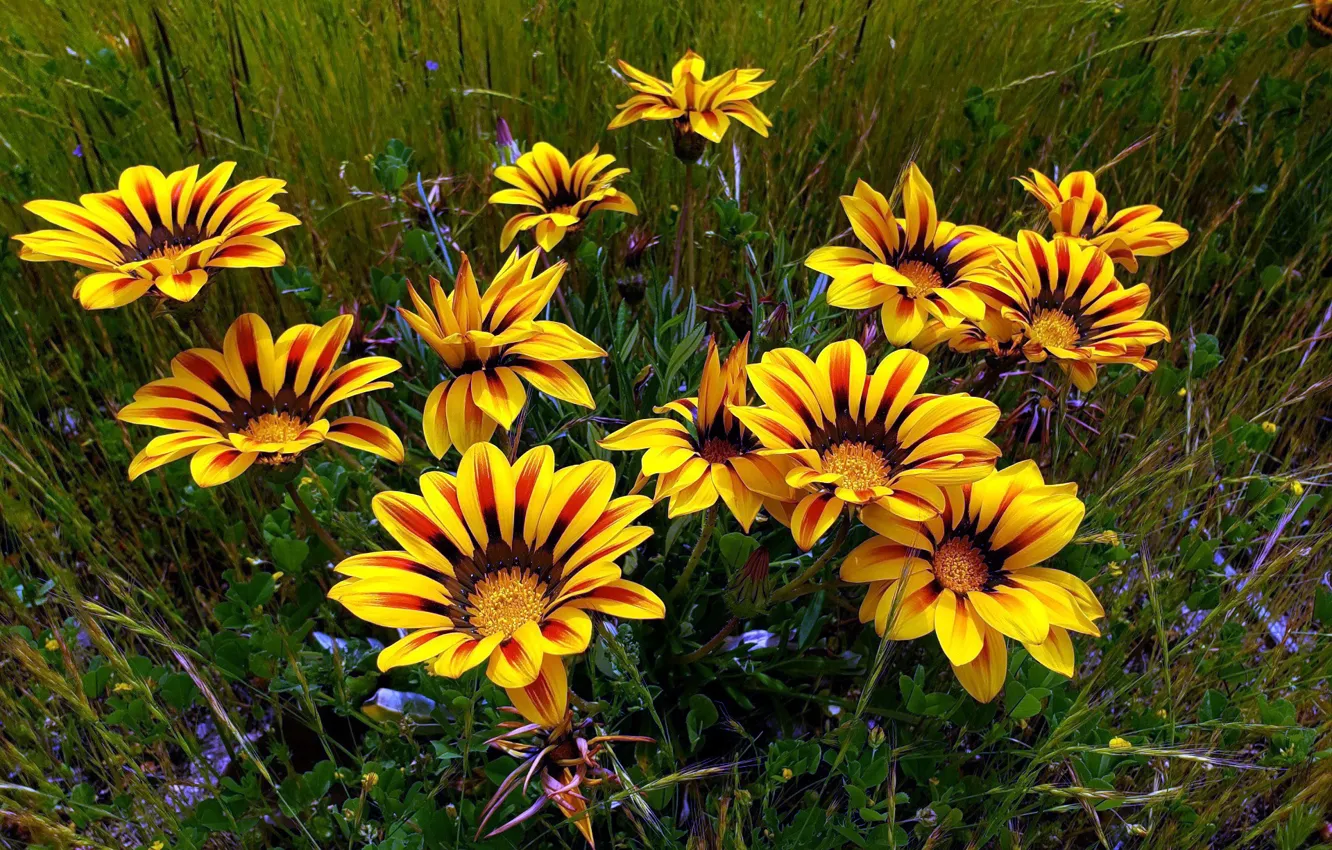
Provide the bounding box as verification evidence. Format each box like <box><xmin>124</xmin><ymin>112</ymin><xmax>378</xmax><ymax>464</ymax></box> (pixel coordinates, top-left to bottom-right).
<box><xmin>699</xmin><ymin>437</ymin><xmax>741</xmax><ymax>464</ymax></box>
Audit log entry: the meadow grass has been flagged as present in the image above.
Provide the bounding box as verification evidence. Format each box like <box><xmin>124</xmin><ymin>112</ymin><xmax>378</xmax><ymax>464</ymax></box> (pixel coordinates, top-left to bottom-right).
<box><xmin>1</xmin><ymin>1</ymin><xmax>1331</xmax><ymax>848</ymax></box>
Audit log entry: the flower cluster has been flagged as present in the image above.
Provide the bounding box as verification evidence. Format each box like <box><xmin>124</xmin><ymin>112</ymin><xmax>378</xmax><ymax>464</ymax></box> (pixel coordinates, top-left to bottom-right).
<box><xmin>14</xmin><ymin>46</ymin><xmax>1194</xmax><ymax>846</ymax></box>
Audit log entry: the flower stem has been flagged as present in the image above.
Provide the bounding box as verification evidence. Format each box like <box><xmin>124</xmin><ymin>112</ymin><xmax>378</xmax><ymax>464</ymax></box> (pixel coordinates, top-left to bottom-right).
<box><xmin>285</xmin><ymin>480</ymin><xmax>346</xmax><ymax>562</ymax></box>
<box><xmin>668</xmin><ymin>504</ymin><xmax>718</xmax><ymax>603</ymax></box>
<box><xmin>677</xmin><ymin>616</ymin><xmax>740</xmax><ymax>665</ymax></box>
<box><xmin>771</xmin><ymin>515</ymin><xmax>849</xmax><ymax>604</ymax></box>
<box><xmin>671</xmin><ymin>162</ymin><xmax>696</xmax><ymax>287</ymax></box>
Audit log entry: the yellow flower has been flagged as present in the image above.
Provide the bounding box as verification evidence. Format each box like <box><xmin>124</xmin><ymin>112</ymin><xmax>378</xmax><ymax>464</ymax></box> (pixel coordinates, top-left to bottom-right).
<box><xmin>728</xmin><ymin>342</ymin><xmax>1001</xmax><ymax>549</ymax></box>
<box><xmin>14</xmin><ymin>163</ymin><xmax>298</xmax><ymax>309</ymax></box>
<box><xmin>599</xmin><ymin>336</ymin><xmax>797</xmax><ymax>530</ymax></box>
<box><xmin>1016</xmin><ymin>168</ymin><xmax>1188</xmax><ymax>271</ymax></box>
<box><xmin>1261</xmin><ymin>421</ymin><xmax>1277</xmax><ymax>435</ymax></box>
<box><xmin>969</xmin><ymin>232</ymin><xmax>1171</xmax><ymax>391</ymax></box>
<box><xmin>45</xmin><ymin>638</ymin><xmax>60</xmax><ymax>651</ymax></box>
<box><xmin>113</xmin><ymin>682</ymin><xmax>134</xmax><ymax>693</ymax></box>
<box><xmin>1291</xmin><ymin>480</ymin><xmax>1306</xmax><ymax>497</ymax></box>
<box><xmin>807</xmin><ymin>165</ymin><xmax>1009</xmax><ymax>347</ymax></box>
<box><xmin>397</xmin><ymin>249</ymin><xmax>605</xmax><ymax>458</ymax></box>
<box><xmin>118</xmin><ymin>313</ymin><xmax>403</xmax><ymax>487</ymax></box>
<box><xmin>1108</xmin><ymin>736</ymin><xmax>1132</xmax><ymax>750</ymax></box>
<box><xmin>841</xmin><ymin>461</ymin><xmax>1103</xmax><ymax>702</ymax></box>
<box><xmin>608</xmin><ymin>49</ymin><xmax>774</xmax><ymax>159</ymax></box>
<box><xmin>489</xmin><ymin>143</ymin><xmax>637</xmax><ymax>252</ymax></box>
<box><xmin>328</xmin><ymin>443</ymin><xmax>664</xmax><ymax>726</ymax></box>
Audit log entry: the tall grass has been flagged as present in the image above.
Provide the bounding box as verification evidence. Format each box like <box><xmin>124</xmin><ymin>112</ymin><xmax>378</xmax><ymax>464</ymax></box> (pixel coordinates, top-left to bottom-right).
<box><xmin>1</xmin><ymin>1</ymin><xmax>1330</xmax><ymax>848</ymax></box>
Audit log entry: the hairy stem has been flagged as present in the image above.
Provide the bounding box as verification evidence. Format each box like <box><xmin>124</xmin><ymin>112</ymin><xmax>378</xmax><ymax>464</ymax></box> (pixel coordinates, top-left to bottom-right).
<box><xmin>668</xmin><ymin>504</ymin><xmax>718</xmax><ymax>603</ymax></box>
<box><xmin>286</xmin><ymin>480</ymin><xmax>346</xmax><ymax>562</ymax></box>
<box><xmin>677</xmin><ymin>616</ymin><xmax>740</xmax><ymax>665</ymax></box>
<box><xmin>771</xmin><ymin>515</ymin><xmax>849</xmax><ymax>604</ymax></box>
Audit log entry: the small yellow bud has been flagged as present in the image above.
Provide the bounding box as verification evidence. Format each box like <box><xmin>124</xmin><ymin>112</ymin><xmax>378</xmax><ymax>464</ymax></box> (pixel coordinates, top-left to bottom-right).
<box><xmin>1093</xmin><ymin>530</ymin><xmax>1121</xmax><ymax>547</ymax></box>
<box><xmin>1108</xmin><ymin>736</ymin><xmax>1132</xmax><ymax>750</ymax></box>
<box><xmin>1261</xmin><ymin>421</ymin><xmax>1277</xmax><ymax>435</ymax></box>
<box><xmin>1106</xmin><ymin>561</ymin><xmax>1123</xmax><ymax>577</ymax></box>
<box><xmin>1155</xmin><ymin>708</ymin><xmax>1168</xmax><ymax>719</ymax></box>
<box><xmin>272</xmin><ymin>571</ymin><xmax>284</xmax><ymax>581</ymax></box>
<box><xmin>113</xmin><ymin>682</ymin><xmax>134</xmax><ymax>693</ymax></box>
<box><xmin>780</xmin><ymin>768</ymin><xmax>794</xmax><ymax>781</ymax></box>
<box><xmin>1291</xmin><ymin>480</ymin><xmax>1305</xmax><ymax>497</ymax></box>
<box><xmin>151</xmin><ymin>842</ymin><xmax>165</xmax><ymax>850</ymax></box>
<box><xmin>361</xmin><ymin>771</ymin><xmax>379</xmax><ymax>789</ymax></box>
<box><xmin>45</xmin><ymin>638</ymin><xmax>60</xmax><ymax>651</ymax></box>
<box><xmin>1177</xmin><ymin>387</ymin><xmax>1187</xmax><ymax>397</ymax></box>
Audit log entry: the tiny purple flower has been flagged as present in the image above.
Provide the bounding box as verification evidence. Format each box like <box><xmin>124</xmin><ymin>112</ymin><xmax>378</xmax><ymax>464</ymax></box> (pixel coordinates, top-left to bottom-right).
<box><xmin>425</xmin><ymin>59</ymin><xmax>439</xmax><ymax>72</ymax></box>
<box><xmin>72</xmin><ymin>144</ymin><xmax>83</xmax><ymax>158</ymax></box>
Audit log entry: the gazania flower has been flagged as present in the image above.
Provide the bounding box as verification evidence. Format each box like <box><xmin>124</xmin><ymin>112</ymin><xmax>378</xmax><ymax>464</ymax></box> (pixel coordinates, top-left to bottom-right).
<box><xmin>1016</xmin><ymin>168</ymin><xmax>1188</xmax><ymax>272</ymax></box>
<box><xmin>328</xmin><ymin>443</ymin><xmax>664</xmax><ymax>725</ymax></box>
<box><xmin>1313</xmin><ymin>0</ymin><xmax>1332</xmax><ymax>42</ymax></box>
<box><xmin>599</xmin><ymin>336</ymin><xmax>797</xmax><ymax>531</ymax></box>
<box><xmin>489</xmin><ymin>142</ymin><xmax>638</xmax><ymax>252</ymax></box>
<box><xmin>118</xmin><ymin>313</ymin><xmax>403</xmax><ymax>487</ymax></box>
<box><xmin>729</xmin><ymin>341</ymin><xmax>1001</xmax><ymax>550</ymax></box>
<box><xmin>969</xmin><ymin>231</ymin><xmax>1171</xmax><ymax>391</ymax></box>
<box><xmin>608</xmin><ymin>49</ymin><xmax>774</xmax><ymax>161</ymax></box>
<box><xmin>841</xmin><ymin>460</ymin><xmax>1103</xmax><ymax>702</ymax></box>
<box><xmin>807</xmin><ymin>165</ymin><xmax>1007</xmax><ymax>347</ymax></box>
<box><xmin>478</xmin><ymin>705</ymin><xmax>652</xmax><ymax>846</ymax></box>
<box><xmin>397</xmin><ymin>249</ymin><xmax>606</xmax><ymax>458</ymax></box>
<box><xmin>914</xmin><ymin>312</ymin><xmax>1026</xmax><ymax>360</ymax></box>
<box><xmin>14</xmin><ymin>163</ymin><xmax>298</xmax><ymax>310</ymax></box>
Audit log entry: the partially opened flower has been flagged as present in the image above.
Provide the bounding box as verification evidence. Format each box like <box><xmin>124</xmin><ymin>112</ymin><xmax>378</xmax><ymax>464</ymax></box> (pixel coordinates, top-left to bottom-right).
<box><xmin>729</xmin><ymin>342</ymin><xmax>1001</xmax><ymax>549</ymax></box>
<box><xmin>14</xmin><ymin>163</ymin><xmax>298</xmax><ymax>309</ymax></box>
<box><xmin>490</xmin><ymin>142</ymin><xmax>637</xmax><ymax>252</ymax></box>
<box><xmin>118</xmin><ymin>313</ymin><xmax>403</xmax><ymax>487</ymax></box>
<box><xmin>328</xmin><ymin>443</ymin><xmax>664</xmax><ymax>725</ymax></box>
<box><xmin>1313</xmin><ymin>0</ymin><xmax>1332</xmax><ymax>42</ymax></box>
<box><xmin>1016</xmin><ymin>168</ymin><xmax>1188</xmax><ymax>271</ymax></box>
<box><xmin>478</xmin><ymin>705</ymin><xmax>652</xmax><ymax>846</ymax></box>
<box><xmin>969</xmin><ymin>231</ymin><xmax>1171</xmax><ymax>391</ymax></box>
<box><xmin>397</xmin><ymin>250</ymin><xmax>606</xmax><ymax>458</ymax></box>
<box><xmin>841</xmin><ymin>460</ymin><xmax>1103</xmax><ymax>702</ymax></box>
<box><xmin>914</xmin><ymin>312</ymin><xmax>1026</xmax><ymax>360</ymax></box>
<box><xmin>599</xmin><ymin>335</ymin><xmax>798</xmax><ymax>530</ymax></box>
<box><xmin>807</xmin><ymin>165</ymin><xmax>1007</xmax><ymax>346</ymax></box>
<box><xmin>608</xmin><ymin>49</ymin><xmax>774</xmax><ymax>160</ymax></box>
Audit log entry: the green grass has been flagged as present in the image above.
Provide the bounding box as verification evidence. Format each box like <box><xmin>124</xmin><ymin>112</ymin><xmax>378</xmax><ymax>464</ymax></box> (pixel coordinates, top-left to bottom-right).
<box><xmin>2</xmin><ymin>1</ymin><xmax>1331</xmax><ymax>848</ymax></box>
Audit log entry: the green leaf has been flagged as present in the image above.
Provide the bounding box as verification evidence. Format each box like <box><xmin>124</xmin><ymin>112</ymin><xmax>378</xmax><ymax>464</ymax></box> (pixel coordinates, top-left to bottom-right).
<box><xmin>270</xmin><ymin>538</ymin><xmax>309</xmax><ymax>573</ymax></box>
<box><xmin>159</xmin><ymin>672</ymin><xmax>198</xmax><ymax>710</ymax></box>
<box><xmin>1198</xmin><ymin>689</ymin><xmax>1228</xmax><ymax>723</ymax></box>
<box><xmin>686</xmin><ymin>693</ymin><xmax>719</xmax><ymax>748</ymax></box>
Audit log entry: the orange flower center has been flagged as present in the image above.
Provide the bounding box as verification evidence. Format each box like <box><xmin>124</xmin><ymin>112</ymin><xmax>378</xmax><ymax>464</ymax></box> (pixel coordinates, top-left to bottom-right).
<box><xmin>932</xmin><ymin>537</ymin><xmax>990</xmax><ymax>593</ymax></box>
<box><xmin>898</xmin><ymin>259</ymin><xmax>943</xmax><ymax>299</ymax></box>
<box><xmin>469</xmin><ymin>568</ymin><xmax>546</xmax><ymax>638</ymax></box>
<box><xmin>244</xmin><ymin>412</ymin><xmax>308</xmax><ymax>444</ymax></box>
<box><xmin>699</xmin><ymin>437</ymin><xmax>740</xmax><ymax>464</ymax></box>
<box><xmin>821</xmin><ymin>441</ymin><xmax>890</xmax><ymax>491</ymax></box>
<box><xmin>146</xmin><ymin>243</ymin><xmax>188</xmax><ymax>262</ymax></box>
<box><xmin>1029</xmin><ymin>309</ymin><xmax>1079</xmax><ymax>350</ymax></box>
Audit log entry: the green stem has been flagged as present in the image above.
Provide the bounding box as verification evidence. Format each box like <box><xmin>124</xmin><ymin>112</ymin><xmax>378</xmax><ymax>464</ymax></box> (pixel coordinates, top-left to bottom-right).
<box><xmin>677</xmin><ymin>616</ymin><xmax>740</xmax><ymax>665</ymax></box>
<box><xmin>286</xmin><ymin>480</ymin><xmax>346</xmax><ymax>562</ymax></box>
<box><xmin>771</xmin><ymin>516</ymin><xmax>849</xmax><ymax>604</ymax></box>
<box><xmin>668</xmin><ymin>504</ymin><xmax>718</xmax><ymax>603</ymax></box>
